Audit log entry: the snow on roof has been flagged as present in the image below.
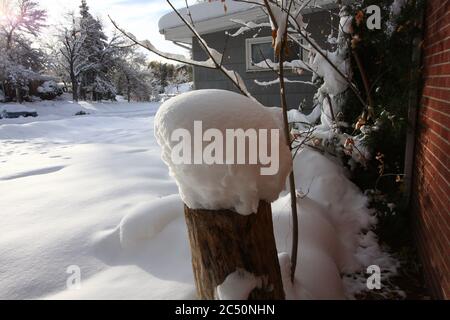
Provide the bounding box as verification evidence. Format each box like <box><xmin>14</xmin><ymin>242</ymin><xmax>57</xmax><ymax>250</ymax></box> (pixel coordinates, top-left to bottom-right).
<box><xmin>158</xmin><ymin>0</ymin><xmax>256</xmax><ymax>32</ymax></box>
<box><xmin>159</xmin><ymin>0</ymin><xmax>341</xmax><ymax>43</ymax></box>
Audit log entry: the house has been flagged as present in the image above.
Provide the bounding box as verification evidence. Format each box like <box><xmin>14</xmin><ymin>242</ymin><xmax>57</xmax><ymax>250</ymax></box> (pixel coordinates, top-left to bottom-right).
<box><xmin>159</xmin><ymin>0</ymin><xmax>340</xmax><ymax>110</ymax></box>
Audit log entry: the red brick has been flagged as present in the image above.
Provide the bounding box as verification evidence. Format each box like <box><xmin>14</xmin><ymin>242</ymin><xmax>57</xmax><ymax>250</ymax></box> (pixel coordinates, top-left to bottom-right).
<box><xmin>425</xmin><ymin>62</ymin><xmax>450</xmax><ymax>76</ymax></box>
<box><xmin>420</xmin><ymin>104</ymin><xmax>450</xmax><ymax>129</ymax></box>
<box><xmin>424</xmin><ymin>75</ymin><xmax>450</xmax><ymax>88</ymax></box>
<box><xmin>414</xmin><ymin>163</ymin><xmax>449</xmax><ymax>216</ymax></box>
<box><xmin>414</xmin><ymin>0</ymin><xmax>450</xmax><ymax>299</ymax></box>
<box><xmin>424</xmin><ymin>20</ymin><xmax>450</xmax><ymax>48</ymax></box>
<box><xmin>423</xmin><ymin>48</ymin><xmax>450</xmax><ymax>65</ymax></box>
<box><xmin>423</xmin><ymin>37</ymin><xmax>450</xmax><ymax>58</ymax></box>
<box><xmin>427</xmin><ymin>0</ymin><xmax>450</xmax><ymax>21</ymax></box>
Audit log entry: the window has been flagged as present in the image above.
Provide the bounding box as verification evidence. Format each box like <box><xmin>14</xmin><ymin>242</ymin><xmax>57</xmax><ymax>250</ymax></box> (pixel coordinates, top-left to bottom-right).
<box><xmin>245</xmin><ymin>36</ymin><xmax>308</xmax><ymax>72</ymax></box>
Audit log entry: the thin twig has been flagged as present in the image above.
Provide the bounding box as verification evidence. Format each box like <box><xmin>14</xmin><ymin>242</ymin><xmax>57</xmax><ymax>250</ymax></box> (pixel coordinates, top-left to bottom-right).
<box><xmin>184</xmin><ymin>0</ymin><xmax>195</xmax><ymax>26</ymax></box>
<box><xmin>326</xmin><ymin>94</ymin><xmax>336</xmax><ymax>123</ymax></box>
<box><xmin>353</xmin><ymin>50</ymin><xmax>374</xmax><ymax>119</ymax></box>
<box><xmin>109</xmin><ymin>16</ymin><xmax>215</xmax><ymax>68</ymax></box>
<box><xmin>272</xmin><ymin>2</ymin><xmax>368</xmax><ymax>110</ymax></box>
<box><xmin>273</xmin><ymin>0</ymin><xmax>299</xmax><ymax>284</ymax></box>
<box><xmin>264</xmin><ymin>0</ymin><xmax>279</xmax><ymax>30</ymax></box>
<box><xmin>165</xmin><ymin>0</ymin><xmax>252</xmax><ymax>98</ymax></box>
<box><xmin>220</xmin><ymin>33</ymin><xmax>230</xmax><ymax>68</ymax></box>
<box><xmin>256</xmin><ymin>47</ymin><xmax>280</xmax><ymax>76</ymax></box>
<box><xmin>239</xmin><ymin>0</ymin><xmax>369</xmax><ymax>110</ymax></box>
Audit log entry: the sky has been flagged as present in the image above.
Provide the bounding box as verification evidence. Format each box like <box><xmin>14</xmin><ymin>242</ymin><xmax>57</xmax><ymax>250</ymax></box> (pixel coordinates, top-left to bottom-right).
<box><xmin>38</xmin><ymin>0</ymin><xmax>195</xmax><ymax>62</ymax></box>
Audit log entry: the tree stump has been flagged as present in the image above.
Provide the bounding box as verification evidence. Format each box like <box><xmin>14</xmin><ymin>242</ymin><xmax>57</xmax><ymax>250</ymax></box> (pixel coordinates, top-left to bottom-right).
<box><xmin>184</xmin><ymin>201</ymin><xmax>285</xmax><ymax>300</ymax></box>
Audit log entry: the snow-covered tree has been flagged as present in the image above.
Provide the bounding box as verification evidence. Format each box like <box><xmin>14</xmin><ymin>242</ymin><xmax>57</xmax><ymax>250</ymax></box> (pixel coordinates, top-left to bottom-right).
<box><xmin>0</xmin><ymin>0</ymin><xmax>47</xmax><ymax>102</ymax></box>
<box><xmin>0</xmin><ymin>0</ymin><xmax>46</xmax><ymax>50</ymax></box>
<box><xmin>148</xmin><ymin>61</ymin><xmax>176</xmax><ymax>93</ymax></box>
<box><xmin>171</xmin><ymin>66</ymin><xmax>192</xmax><ymax>91</ymax></box>
<box><xmin>111</xmin><ymin>47</ymin><xmax>157</xmax><ymax>102</ymax></box>
<box><xmin>52</xmin><ymin>13</ymin><xmax>86</xmax><ymax>101</ymax></box>
<box><xmin>77</xmin><ymin>0</ymin><xmax>114</xmax><ymax>100</ymax></box>
<box><xmin>51</xmin><ymin>1</ymin><xmax>159</xmax><ymax>102</ymax></box>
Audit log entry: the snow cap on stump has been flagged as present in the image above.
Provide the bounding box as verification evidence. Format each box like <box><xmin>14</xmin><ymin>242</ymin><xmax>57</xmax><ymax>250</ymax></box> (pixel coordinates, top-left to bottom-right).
<box><xmin>154</xmin><ymin>89</ymin><xmax>292</xmax><ymax>215</ymax></box>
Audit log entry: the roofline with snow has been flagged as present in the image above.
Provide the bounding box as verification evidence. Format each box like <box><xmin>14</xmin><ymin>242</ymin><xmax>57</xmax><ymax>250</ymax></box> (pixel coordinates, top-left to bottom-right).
<box><xmin>159</xmin><ymin>0</ymin><xmax>343</xmax><ymax>44</ymax></box>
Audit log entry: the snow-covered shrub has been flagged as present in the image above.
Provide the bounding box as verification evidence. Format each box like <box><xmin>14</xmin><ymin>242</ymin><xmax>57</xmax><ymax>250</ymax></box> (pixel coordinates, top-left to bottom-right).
<box><xmin>37</xmin><ymin>81</ymin><xmax>63</xmax><ymax>100</ymax></box>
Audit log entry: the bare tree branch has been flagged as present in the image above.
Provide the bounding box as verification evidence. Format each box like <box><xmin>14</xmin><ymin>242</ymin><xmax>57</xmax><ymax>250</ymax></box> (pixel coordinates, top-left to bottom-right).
<box><xmin>109</xmin><ymin>16</ymin><xmax>216</xmax><ymax>69</ymax></box>
<box><xmin>164</xmin><ymin>0</ymin><xmax>254</xmax><ymax>99</ymax></box>
<box><xmin>269</xmin><ymin>0</ymin><xmax>300</xmax><ymax>284</ymax></box>
<box><xmin>286</xmin><ymin>9</ymin><xmax>368</xmax><ymax>110</ymax></box>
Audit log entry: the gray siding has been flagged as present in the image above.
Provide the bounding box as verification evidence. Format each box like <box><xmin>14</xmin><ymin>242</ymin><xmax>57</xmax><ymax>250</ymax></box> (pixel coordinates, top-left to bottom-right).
<box><xmin>192</xmin><ymin>11</ymin><xmax>335</xmax><ymax>111</ymax></box>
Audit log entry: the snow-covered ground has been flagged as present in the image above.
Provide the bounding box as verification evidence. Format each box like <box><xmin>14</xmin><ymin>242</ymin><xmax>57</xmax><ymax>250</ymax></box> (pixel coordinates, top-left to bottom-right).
<box><xmin>0</xmin><ymin>97</ymin><xmax>396</xmax><ymax>300</ymax></box>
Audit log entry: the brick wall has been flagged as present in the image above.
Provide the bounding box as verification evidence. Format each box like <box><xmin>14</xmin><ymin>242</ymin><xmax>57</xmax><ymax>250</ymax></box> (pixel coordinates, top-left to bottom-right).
<box><xmin>413</xmin><ymin>0</ymin><xmax>450</xmax><ymax>300</ymax></box>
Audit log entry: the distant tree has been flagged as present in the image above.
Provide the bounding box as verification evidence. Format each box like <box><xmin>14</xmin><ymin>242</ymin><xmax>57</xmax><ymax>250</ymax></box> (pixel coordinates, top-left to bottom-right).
<box><xmin>159</xmin><ymin>63</ymin><xmax>171</xmax><ymax>90</ymax></box>
<box><xmin>148</xmin><ymin>61</ymin><xmax>178</xmax><ymax>93</ymax></box>
<box><xmin>0</xmin><ymin>0</ymin><xmax>47</xmax><ymax>102</ymax></box>
<box><xmin>52</xmin><ymin>2</ymin><xmax>157</xmax><ymax>102</ymax></box>
<box><xmin>78</xmin><ymin>0</ymin><xmax>114</xmax><ymax>101</ymax></box>
<box><xmin>0</xmin><ymin>0</ymin><xmax>46</xmax><ymax>50</ymax></box>
<box><xmin>53</xmin><ymin>13</ymin><xmax>86</xmax><ymax>101</ymax></box>
<box><xmin>172</xmin><ymin>66</ymin><xmax>192</xmax><ymax>92</ymax></box>
<box><xmin>112</xmin><ymin>49</ymin><xmax>156</xmax><ymax>102</ymax></box>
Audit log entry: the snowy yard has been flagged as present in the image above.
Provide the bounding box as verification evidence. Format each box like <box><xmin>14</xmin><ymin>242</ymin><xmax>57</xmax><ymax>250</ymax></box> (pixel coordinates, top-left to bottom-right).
<box><xmin>0</xmin><ymin>98</ymin><xmax>193</xmax><ymax>299</ymax></box>
<box><xmin>0</xmin><ymin>97</ymin><xmax>395</xmax><ymax>300</ymax></box>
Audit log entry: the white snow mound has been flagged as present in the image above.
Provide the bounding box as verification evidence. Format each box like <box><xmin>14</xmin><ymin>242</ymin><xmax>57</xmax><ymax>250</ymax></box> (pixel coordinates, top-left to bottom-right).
<box><xmin>154</xmin><ymin>89</ymin><xmax>292</xmax><ymax>215</ymax></box>
<box><xmin>216</xmin><ymin>269</ymin><xmax>263</xmax><ymax>300</ymax></box>
<box><xmin>119</xmin><ymin>194</ymin><xmax>184</xmax><ymax>248</ymax></box>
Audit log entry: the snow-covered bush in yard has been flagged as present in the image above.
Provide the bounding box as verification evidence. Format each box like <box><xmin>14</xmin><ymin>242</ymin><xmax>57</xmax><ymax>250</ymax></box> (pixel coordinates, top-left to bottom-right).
<box><xmin>284</xmin><ymin>7</ymin><xmax>373</xmax><ymax>166</ymax></box>
<box><xmin>37</xmin><ymin>81</ymin><xmax>63</xmax><ymax>100</ymax></box>
<box><xmin>155</xmin><ymin>89</ymin><xmax>292</xmax><ymax>215</ymax></box>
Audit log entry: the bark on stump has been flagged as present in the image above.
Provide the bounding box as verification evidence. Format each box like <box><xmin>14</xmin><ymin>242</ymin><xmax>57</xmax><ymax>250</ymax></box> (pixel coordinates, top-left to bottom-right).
<box><xmin>184</xmin><ymin>201</ymin><xmax>285</xmax><ymax>300</ymax></box>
